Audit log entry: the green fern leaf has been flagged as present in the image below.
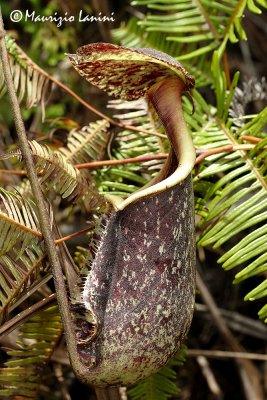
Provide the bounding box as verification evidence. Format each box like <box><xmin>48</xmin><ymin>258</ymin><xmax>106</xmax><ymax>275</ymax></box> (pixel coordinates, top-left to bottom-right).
<box><xmin>59</xmin><ymin>119</ymin><xmax>110</xmax><ymax>164</ymax></box>
<box><xmin>0</xmin><ymin>140</ymin><xmax>90</xmax><ymax>202</ymax></box>
<box><xmin>0</xmin><ymin>305</ymin><xmax>62</xmax><ymax>399</ymax></box>
<box><xmin>0</xmin><ymin>188</ymin><xmax>42</xmax><ymax>256</ymax></box>
<box><xmin>98</xmin><ymin>100</ymin><xmax>162</xmax><ymax>197</ymax></box>
<box><xmin>0</xmin><ymin>36</ymin><xmax>52</xmax><ymax>118</ymax></box>
<box><xmin>0</xmin><ymin>244</ymin><xmax>45</xmax><ymax>323</ymax></box>
<box><xmin>192</xmin><ymin>80</ymin><xmax>267</xmax><ymax>319</ymax></box>
<box><xmin>0</xmin><ymin>187</ymin><xmax>48</xmax><ymax>321</ymax></box>
<box><xmin>114</xmin><ymin>0</ymin><xmax>266</xmax><ymax>87</ymax></box>
<box><xmin>131</xmin><ymin>0</ymin><xmax>266</xmax><ymax>49</ymax></box>
<box><xmin>128</xmin><ymin>346</ymin><xmax>187</xmax><ymax>400</ymax></box>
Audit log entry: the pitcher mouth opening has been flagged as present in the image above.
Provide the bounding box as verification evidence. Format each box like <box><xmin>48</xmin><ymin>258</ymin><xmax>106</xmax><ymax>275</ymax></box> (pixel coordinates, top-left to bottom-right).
<box><xmin>75</xmin><ymin>318</ymin><xmax>97</xmax><ymax>344</ymax></box>
<box><xmin>71</xmin><ymin>301</ymin><xmax>98</xmax><ymax>346</ymax></box>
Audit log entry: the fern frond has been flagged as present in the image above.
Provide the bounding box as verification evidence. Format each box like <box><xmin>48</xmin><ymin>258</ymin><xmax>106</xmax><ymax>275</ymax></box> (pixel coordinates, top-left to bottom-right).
<box><xmin>59</xmin><ymin>119</ymin><xmax>110</xmax><ymax>164</ymax></box>
<box><xmin>191</xmin><ymin>76</ymin><xmax>267</xmax><ymax>319</ymax></box>
<box><xmin>0</xmin><ymin>244</ymin><xmax>45</xmax><ymax>322</ymax></box>
<box><xmin>0</xmin><ymin>188</ymin><xmax>42</xmax><ymax>256</ymax></box>
<box><xmin>114</xmin><ymin>0</ymin><xmax>266</xmax><ymax>86</ymax></box>
<box><xmin>1</xmin><ymin>140</ymin><xmax>89</xmax><ymax>202</ymax></box>
<box><xmin>0</xmin><ymin>36</ymin><xmax>52</xmax><ymax>117</ymax></box>
<box><xmin>31</xmin><ymin>141</ymin><xmax>88</xmax><ymax>201</ymax></box>
<box><xmin>131</xmin><ymin>0</ymin><xmax>266</xmax><ymax>47</ymax></box>
<box><xmin>0</xmin><ymin>305</ymin><xmax>62</xmax><ymax>399</ymax></box>
<box><xmin>98</xmin><ymin>100</ymin><xmax>162</xmax><ymax>197</ymax></box>
<box><xmin>128</xmin><ymin>346</ymin><xmax>187</xmax><ymax>400</ymax></box>
<box><xmin>0</xmin><ymin>188</ymin><xmax>48</xmax><ymax>321</ymax></box>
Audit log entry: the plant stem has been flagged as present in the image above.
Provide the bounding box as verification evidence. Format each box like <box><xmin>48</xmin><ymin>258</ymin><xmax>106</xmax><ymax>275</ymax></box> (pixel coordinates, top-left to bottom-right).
<box><xmin>222</xmin><ymin>52</ymin><xmax>231</xmax><ymax>88</ymax></box>
<box><xmin>188</xmin><ymin>349</ymin><xmax>267</xmax><ymax>361</ymax></box>
<box><xmin>0</xmin><ymin>136</ymin><xmax>263</xmax><ymax>178</ymax></box>
<box><xmin>95</xmin><ymin>387</ymin><xmax>121</xmax><ymax>400</ymax></box>
<box><xmin>240</xmin><ymin>135</ymin><xmax>263</xmax><ymax>144</ymax></box>
<box><xmin>0</xmin><ymin>143</ymin><xmax>261</xmax><ymax>178</ymax></box>
<box><xmin>0</xmin><ymin>10</ymin><xmax>88</xmax><ymax>381</ymax></box>
<box><xmin>54</xmin><ymin>226</ymin><xmax>93</xmax><ymax>244</ymax></box>
<box><xmin>195</xmin><ymin>143</ymin><xmax>257</xmax><ymax>164</ymax></box>
<box><xmin>75</xmin><ymin>153</ymin><xmax>167</xmax><ymax>169</ymax></box>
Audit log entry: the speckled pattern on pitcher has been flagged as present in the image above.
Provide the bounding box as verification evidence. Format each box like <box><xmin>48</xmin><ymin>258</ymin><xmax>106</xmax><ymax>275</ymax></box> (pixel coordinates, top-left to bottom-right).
<box><xmin>79</xmin><ymin>175</ymin><xmax>195</xmax><ymax>386</ymax></box>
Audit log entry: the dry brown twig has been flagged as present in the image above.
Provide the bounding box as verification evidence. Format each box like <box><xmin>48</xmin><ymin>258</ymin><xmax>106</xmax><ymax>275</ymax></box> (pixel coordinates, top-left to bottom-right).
<box><xmin>188</xmin><ymin>350</ymin><xmax>267</xmax><ymax>362</ymax></box>
<box><xmin>196</xmin><ymin>269</ymin><xmax>264</xmax><ymax>400</ymax></box>
<box><xmin>196</xmin><ymin>355</ymin><xmax>223</xmax><ymax>399</ymax></box>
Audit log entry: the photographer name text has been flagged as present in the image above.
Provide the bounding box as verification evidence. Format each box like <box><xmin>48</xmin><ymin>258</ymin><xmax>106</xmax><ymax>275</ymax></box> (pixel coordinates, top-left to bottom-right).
<box><xmin>10</xmin><ymin>10</ymin><xmax>115</xmax><ymax>27</ymax></box>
